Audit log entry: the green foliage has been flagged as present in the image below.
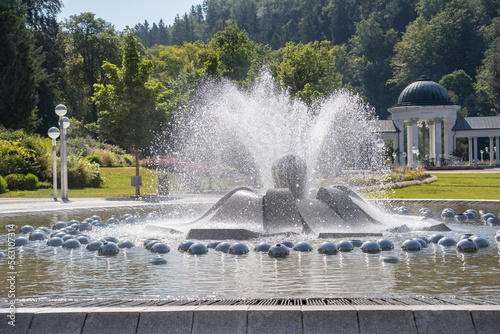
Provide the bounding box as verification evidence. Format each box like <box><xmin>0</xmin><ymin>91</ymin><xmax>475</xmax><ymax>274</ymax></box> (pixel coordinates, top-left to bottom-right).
<box><xmin>67</xmin><ymin>155</ymin><xmax>104</xmax><ymax>188</ymax></box>
<box><xmin>0</xmin><ymin>0</ymin><xmax>41</xmax><ymax>131</ymax></box>
<box><xmin>22</xmin><ymin>173</ymin><xmax>39</xmax><ymax>190</ymax></box>
<box><xmin>0</xmin><ymin>176</ymin><xmax>7</xmax><ymax>194</ymax></box>
<box><xmin>4</xmin><ymin>173</ymin><xmax>38</xmax><ymax>190</ymax></box>
<box><xmin>275</xmin><ymin>41</ymin><xmax>342</xmax><ymax>98</ymax></box>
<box><xmin>86</xmin><ymin>154</ymin><xmax>102</xmax><ymax>166</ymax></box>
<box><xmin>0</xmin><ymin>140</ymin><xmax>39</xmax><ymax>177</ymax></box>
<box><xmin>439</xmin><ymin>70</ymin><xmax>476</xmax><ymax>115</ymax></box>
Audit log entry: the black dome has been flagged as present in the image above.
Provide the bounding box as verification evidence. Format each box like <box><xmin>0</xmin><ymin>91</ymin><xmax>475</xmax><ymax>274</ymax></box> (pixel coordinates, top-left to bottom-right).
<box><xmin>396</xmin><ymin>75</ymin><xmax>452</xmax><ymax>106</ymax></box>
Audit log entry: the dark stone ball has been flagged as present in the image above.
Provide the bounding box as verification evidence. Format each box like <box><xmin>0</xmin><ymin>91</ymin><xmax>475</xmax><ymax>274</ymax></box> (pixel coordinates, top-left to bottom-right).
<box><xmin>29</xmin><ymin>232</ymin><xmax>46</xmax><ymax>241</ymax></box>
<box><xmin>441</xmin><ymin>209</ymin><xmax>455</xmax><ymax>219</ymax></box>
<box><xmin>379</xmin><ymin>256</ymin><xmax>399</xmax><ymax>263</ymax></box>
<box><xmin>106</xmin><ymin>218</ymin><xmax>120</xmax><ymax>224</ymax></box>
<box><xmin>98</xmin><ymin>242</ymin><xmax>120</xmax><ymax>255</ymax></box>
<box><xmin>254</xmin><ymin>243</ymin><xmax>272</xmax><ymax>252</ymax></box>
<box><xmin>471</xmin><ymin>236</ymin><xmax>489</xmax><ymax>248</ymax></box>
<box><xmin>63</xmin><ymin>239</ymin><xmax>81</xmax><ymax>249</ymax></box>
<box><xmin>229</xmin><ymin>243</ymin><xmax>249</xmax><ymax>255</ymax></box>
<box><xmin>178</xmin><ymin>240</ymin><xmax>195</xmax><ymax>252</ymax></box>
<box><xmin>361</xmin><ymin>241</ymin><xmax>381</xmax><ymax>253</ymax></box>
<box><xmin>455</xmin><ymin>214</ymin><xmax>468</xmax><ymax>221</ymax></box>
<box><xmin>336</xmin><ymin>240</ymin><xmax>354</xmax><ymax>252</ymax></box>
<box><xmin>350</xmin><ymin>240</ymin><xmax>363</xmax><ymax>247</ymax></box>
<box><xmin>215</xmin><ymin>242</ymin><xmax>231</xmax><ymax>252</ymax></box>
<box><xmin>61</xmin><ymin>235</ymin><xmax>74</xmax><ymax>241</ymax></box>
<box><xmin>149</xmin><ymin>258</ymin><xmax>167</xmax><ymax>265</ymax></box>
<box><xmin>437</xmin><ymin>237</ymin><xmax>457</xmax><ymax>246</ymax></box>
<box><xmin>188</xmin><ymin>243</ymin><xmax>208</xmax><ymax>255</ymax></box>
<box><xmin>487</xmin><ymin>217</ymin><xmax>500</xmax><ymax>225</ymax></box>
<box><xmin>377</xmin><ymin>239</ymin><xmax>394</xmax><ymax>251</ymax></box>
<box><xmin>118</xmin><ymin>240</ymin><xmax>135</xmax><ymax>248</ymax></box>
<box><xmin>481</xmin><ymin>213</ymin><xmax>496</xmax><ymax>222</ymax></box>
<box><xmin>318</xmin><ymin>242</ymin><xmax>338</xmax><ymax>255</ymax></box>
<box><xmin>144</xmin><ymin>239</ymin><xmax>160</xmax><ymax>247</ymax></box>
<box><xmin>413</xmin><ymin>238</ymin><xmax>428</xmax><ymax>248</ymax></box>
<box><xmin>268</xmin><ymin>244</ymin><xmax>290</xmax><ymax>257</ymax></box>
<box><xmin>76</xmin><ymin>236</ymin><xmax>89</xmax><ymax>245</ymax></box>
<box><xmin>293</xmin><ymin>241</ymin><xmax>313</xmax><ymax>252</ymax></box>
<box><xmin>151</xmin><ymin>243</ymin><xmax>170</xmax><ymax>254</ymax></box>
<box><xmin>207</xmin><ymin>242</ymin><xmax>221</xmax><ymax>249</ymax></box>
<box><xmin>90</xmin><ymin>215</ymin><xmax>102</xmax><ymax>221</ymax></box>
<box><xmin>52</xmin><ymin>221</ymin><xmax>67</xmax><ymax>230</ymax></box>
<box><xmin>20</xmin><ymin>225</ymin><xmax>35</xmax><ymax>234</ymax></box>
<box><xmin>146</xmin><ymin>240</ymin><xmax>161</xmax><ymax>250</ymax></box>
<box><xmin>64</xmin><ymin>228</ymin><xmax>79</xmax><ymax>236</ymax></box>
<box><xmin>101</xmin><ymin>237</ymin><xmax>119</xmax><ymax>244</ymax></box>
<box><xmin>86</xmin><ymin>241</ymin><xmax>103</xmax><ymax>251</ymax></box>
<box><xmin>47</xmin><ymin>237</ymin><xmax>64</xmax><ymax>247</ymax></box>
<box><xmin>78</xmin><ymin>223</ymin><xmax>92</xmax><ymax>231</ymax></box>
<box><xmin>430</xmin><ymin>233</ymin><xmax>445</xmax><ymax>243</ymax></box>
<box><xmin>401</xmin><ymin>239</ymin><xmax>422</xmax><ymax>251</ymax></box>
<box><xmin>456</xmin><ymin>239</ymin><xmax>478</xmax><ymax>252</ymax></box>
<box><xmin>281</xmin><ymin>241</ymin><xmax>294</xmax><ymax>248</ymax></box>
<box><xmin>397</xmin><ymin>206</ymin><xmax>410</xmax><ymax>215</ymax></box>
<box><xmin>14</xmin><ymin>237</ymin><xmax>29</xmax><ymax>246</ymax></box>
<box><xmin>464</xmin><ymin>209</ymin><xmax>479</xmax><ymax>220</ymax></box>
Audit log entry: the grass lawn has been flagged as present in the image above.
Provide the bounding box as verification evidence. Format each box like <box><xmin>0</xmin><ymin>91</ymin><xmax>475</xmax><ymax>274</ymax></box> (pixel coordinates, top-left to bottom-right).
<box><xmin>388</xmin><ymin>173</ymin><xmax>500</xmax><ymax>200</ymax></box>
<box><xmin>1</xmin><ymin>168</ymin><xmax>499</xmax><ymax>200</ymax></box>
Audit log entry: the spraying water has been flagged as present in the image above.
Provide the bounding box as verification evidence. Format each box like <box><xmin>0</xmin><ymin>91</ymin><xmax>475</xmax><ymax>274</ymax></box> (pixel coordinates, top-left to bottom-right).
<box><xmin>166</xmin><ymin>70</ymin><xmax>384</xmax><ymax>192</ymax></box>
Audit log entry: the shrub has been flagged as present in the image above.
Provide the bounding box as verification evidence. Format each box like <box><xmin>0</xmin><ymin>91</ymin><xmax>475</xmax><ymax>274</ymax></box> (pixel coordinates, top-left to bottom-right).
<box><xmin>95</xmin><ymin>149</ymin><xmax>117</xmax><ymax>167</ymax></box>
<box><xmin>22</xmin><ymin>173</ymin><xmax>39</xmax><ymax>190</ymax></box>
<box><xmin>123</xmin><ymin>155</ymin><xmax>133</xmax><ymax>166</ymax></box>
<box><xmin>67</xmin><ymin>154</ymin><xmax>104</xmax><ymax>188</ymax></box>
<box><xmin>86</xmin><ymin>154</ymin><xmax>103</xmax><ymax>166</ymax></box>
<box><xmin>0</xmin><ymin>176</ymin><xmax>7</xmax><ymax>194</ymax></box>
<box><xmin>0</xmin><ymin>140</ymin><xmax>39</xmax><ymax>176</ymax></box>
<box><xmin>5</xmin><ymin>173</ymin><xmax>24</xmax><ymax>190</ymax></box>
<box><xmin>36</xmin><ymin>181</ymin><xmax>52</xmax><ymax>189</ymax></box>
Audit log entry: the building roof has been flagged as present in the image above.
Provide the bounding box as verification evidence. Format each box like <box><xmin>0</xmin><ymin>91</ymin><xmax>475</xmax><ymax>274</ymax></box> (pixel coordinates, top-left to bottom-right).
<box><xmin>395</xmin><ymin>75</ymin><xmax>452</xmax><ymax>107</ymax></box>
<box><xmin>452</xmin><ymin>116</ymin><xmax>500</xmax><ymax>131</ymax></box>
<box><xmin>376</xmin><ymin>120</ymin><xmax>400</xmax><ymax>133</ymax></box>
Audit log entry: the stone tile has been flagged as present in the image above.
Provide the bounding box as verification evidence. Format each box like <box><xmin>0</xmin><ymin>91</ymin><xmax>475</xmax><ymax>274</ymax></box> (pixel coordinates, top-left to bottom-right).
<box><xmin>302</xmin><ymin>306</ymin><xmax>359</xmax><ymax>334</ymax></box>
<box><xmin>28</xmin><ymin>311</ymin><xmax>86</xmax><ymax>334</ymax></box>
<box><xmin>356</xmin><ymin>306</ymin><xmax>417</xmax><ymax>334</ymax></box>
<box><xmin>81</xmin><ymin>310</ymin><xmax>140</xmax><ymax>334</ymax></box>
<box><xmin>413</xmin><ymin>309</ymin><xmax>475</xmax><ymax>334</ymax></box>
<box><xmin>470</xmin><ymin>309</ymin><xmax>500</xmax><ymax>334</ymax></box>
<box><xmin>247</xmin><ymin>306</ymin><xmax>302</xmax><ymax>334</ymax></box>
<box><xmin>137</xmin><ymin>307</ymin><xmax>195</xmax><ymax>334</ymax></box>
<box><xmin>192</xmin><ymin>306</ymin><xmax>248</xmax><ymax>334</ymax></box>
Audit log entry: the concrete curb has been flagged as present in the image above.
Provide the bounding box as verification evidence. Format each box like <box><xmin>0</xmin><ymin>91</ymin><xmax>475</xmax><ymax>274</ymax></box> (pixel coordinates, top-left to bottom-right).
<box><xmin>1</xmin><ymin>305</ymin><xmax>499</xmax><ymax>334</ymax></box>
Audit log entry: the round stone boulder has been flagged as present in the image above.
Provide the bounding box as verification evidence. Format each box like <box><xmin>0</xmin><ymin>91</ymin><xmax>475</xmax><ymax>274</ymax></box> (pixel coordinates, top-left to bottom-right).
<box><xmin>464</xmin><ymin>209</ymin><xmax>479</xmax><ymax>220</ymax></box>
<box><xmin>350</xmin><ymin>240</ymin><xmax>363</xmax><ymax>247</ymax></box>
<box><xmin>337</xmin><ymin>240</ymin><xmax>354</xmax><ymax>252</ymax></box>
<box><xmin>188</xmin><ymin>243</ymin><xmax>208</xmax><ymax>255</ymax></box>
<box><xmin>52</xmin><ymin>221</ymin><xmax>68</xmax><ymax>230</ymax></box>
<box><xmin>149</xmin><ymin>258</ymin><xmax>167</xmax><ymax>265</ymax></box>
<box><xmin>397</xmin><ymin>206</ymin><xmax>410</xmax><ymax>215</ymax></box>
<box><xmin>361</xmin><ymin>241</ymin><xmax>381</xmax><ymax>253</ymax></box>
<box><xmin>254</xmin><ymin>242</ymin><xmax>272</xmax><ymax>252</ymax></box>
<box><xmin>101</xmin><ymin>236</ymin><xmax>119</xmax><ymax>244</ymax></box>
<box><xmin>487</xmin><ymin>217</ymin><xmax>500</xmax><ymax>225</ymax></box>
<box><xmin>401</xmin><ymin>239</ymin><xmax>422</xmax><ymax>251</ymax></box>
<box><xmin>144</xmin><ymin>239</ymin><xmax>160</xmax><ymax>248</ymax></box>
<box><xmin>61</xmin><ymin>235</ymin><xmax>74</xmax><ymax>241</ymax></box>
<box><xmin>268</xmin><ymin>244</ymin><xmax>290</xmax><ymax>257</ymax></box>
<box><xmin>456</xmin><ymin>239</ymin><xmax>478</xmax><ymax>252</ymax></box>
<box><xmin>318</xmin><ymin>242</ymin><xmax>338</xmax><ymax>255</ymax></box>
<box><xmin>481</xmin><ymin>213</ymin><xmax>496</xmax><ymax>222</ymax></box>
<box><xmin>118</xmin><ymin>240</ymin><xmax>135</xmax><ymax>249</ymax></box>
<box><xmin>207</xmin><ymin>242</ymin><xmax>221</xmax><ymax>249</ymax></box>
<box><xmin>76</xmin><ymin>236</ymin><xmax>89</xmax><ymax>245</ymax></box>
<box><xmin>379</xmin><ymin>256</ymin><xmax>399</xmax><ymax>263</ymax></box>
<box><xmin>437</xmin><ymin>237</ymin><xmax>457</xmax><ymax>246</ymax></box>
<box><xmin>471</xmin><ymin>236</ymin><xmax>489</xmax><ymax>248</ymax></box>
<box><xmin>455</xmin><ymin>214</ymin><xmax>468</xmax><ymax>221</ymax></box>
<box><xmin>413</xmin><ymin>238</ymin><xmax>428</xmax><ymax>248</ymax></box>
<box><xmin>106</xmin><ymin>218</ymin><xmax>120</xmax><ymax>224</ymax></box>
<box><xmin>281</xmin><ymin>241</ymin><xmax>294</xmax><ymax>248</ymax></box>
<box><xmin>29</xmin><ymin>231</ymin><xmax>46</xmax><ymax>241</ymax></box>
<box><xmin>229</xmin><ymin>243</ymin><xmax>249</xmax><ymax>255</ymax></box>
<box><xmin>441</xmin><ymin>209</ymin><xmax>455</xmax><ymax>220</ymax></box>
<box><xmin>98</xmin><ymin>242</ymin><xmax>120</xmax><ymax>255</ymax></box>
<box><xmin>292</xmin><ymin>241</ymin><xmax>313</xmax><ymax>252</ymax></box>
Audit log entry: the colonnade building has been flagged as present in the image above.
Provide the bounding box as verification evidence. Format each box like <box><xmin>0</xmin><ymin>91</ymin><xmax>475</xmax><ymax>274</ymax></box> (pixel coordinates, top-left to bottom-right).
<box><xmin>379</xmin><ymin>75</ymin><xmax>500</xmax><ymax>167</ymax></box>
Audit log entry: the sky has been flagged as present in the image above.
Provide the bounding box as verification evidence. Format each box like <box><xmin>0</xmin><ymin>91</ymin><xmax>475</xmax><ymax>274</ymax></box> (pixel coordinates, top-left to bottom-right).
<box><xmin>58</xmin><ymin>0</ymin><xmax>203</xmax><ymax>30</ymax></box>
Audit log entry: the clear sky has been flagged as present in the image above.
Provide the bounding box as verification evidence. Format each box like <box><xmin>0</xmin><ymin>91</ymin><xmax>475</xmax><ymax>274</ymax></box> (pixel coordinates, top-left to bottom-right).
<box><xmin>58</xmin><ymin>0</ymin><xmax>203</xmax><ymax>30</ymax></box>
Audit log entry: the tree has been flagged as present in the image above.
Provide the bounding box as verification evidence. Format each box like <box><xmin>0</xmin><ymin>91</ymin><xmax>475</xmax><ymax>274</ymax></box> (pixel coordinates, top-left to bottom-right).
<box><xmin>209</xmin><ymin>24</ymin><xmax>254</xmax><ymax>81</ymax></box>
<box><xmin>439</xmin><ymin>70</ymin><xmax>475</xmax><ymax>116</ymax></box>
<box><xmin>0</xmin><ymin>0</ymin><xmax>40</xmax><ymax>131</ymax></box>
<box><xmin>93</xmin><ymin>30</ymin><xmax>172</xmax><ymax>196</ymax></box>
<box><xmin>274</xmin><ymin>41</ymin><xmax>343</xmax><ymax>100</ymax></box>
<box><xmin>60</xmin><ymin>13</ymin><xmax>120</xmax><ymax>124</ymax></box>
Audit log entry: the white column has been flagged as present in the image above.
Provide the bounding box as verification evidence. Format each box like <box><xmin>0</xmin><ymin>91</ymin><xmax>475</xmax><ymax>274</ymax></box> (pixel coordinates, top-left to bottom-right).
<box><xmin>406</xmin><ymin>121</ymin><xmax>413</xmax><ymax>166</ymax></box>
<box><xmin>429</xmin><ymin>120</ymin><xmax>436</xmax><ymax>161</ymax></box>
<box><xmin>497</xmin><ymin>136</ymin><xmax>500</xmax><ymax>166</ymax></box>
<box><xmin>435</xmin><ymin>118</ymin><xmax>442</xmax><ymax>166</ymax></box>
<box><xmin>394</xmin><ymin>119</ymin><xmax>405</xmax><ymax>166</ymax></box>
<box><xmin>473</xmin><ymin>137</ymin><xmax>478</xmax><ymax>166</ymax></box>
<box><xmin>489</xmin><ymin>137</ymin><xmax>494</xmax><ymax>166</ymax></box>
<box><xmin>443</xmin><ymin>118</ymin><xmax>455</xmax><ymax>158</ymax></box>
<box><xmin>468</xmin><ymin>137</ymin><xmax>473</xmax><ymax>165</ymax></box>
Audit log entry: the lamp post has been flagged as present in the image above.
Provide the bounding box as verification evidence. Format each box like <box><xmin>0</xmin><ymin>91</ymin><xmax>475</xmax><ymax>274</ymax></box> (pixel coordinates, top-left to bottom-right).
<box><xmin>48</xmin><ymin>127</ymin><xmax>60</xmax><ymax>201</ymax></box>
<box><xmin>55</xmin><ymin>104</ymin><xmax>70</xmax><ymax>201</ymax></box>
<box><xmin>412</xmin><ymin>146</ymin><xmax>419</xmax><ymax>169</ymax></box>
<box><xmin>392</xmin><ymin>152</ymin><xmax>397</xmax><ymax>167</ymax></box>
<box><xmin>402</xmin><ymin>152</ymin><xmax>407</xmax><ymax>166</ymax></box>
<box><xmin>480</xmin><ymin>150</ymin><xmax>484</xmax><ymax>163</ymax></box>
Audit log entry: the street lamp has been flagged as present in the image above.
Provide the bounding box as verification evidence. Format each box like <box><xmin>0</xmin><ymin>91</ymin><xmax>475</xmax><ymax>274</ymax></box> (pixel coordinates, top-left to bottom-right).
<box><xmin>48</xmin><ymin>127</ymin><xmax>59</xmax><ymax>201</ymax></box>
<box><xmin>480</xmin><ymin>150</ymin><xmax>484</xmax><ymax>162</ymax></box>
<box><xmin>412</xmin><ymin>146</ymin><xmax>419</xmax><ymax>168</ymax></box>
<box><xmin>402</xmin><ymin>152</ymin><xmax>407</xmax><ymax>166</ymax></box>
<box><xmin>392</xmin><ymin>151</ymin><xmax>397</xmax><ymax>166</ymax></box>
<box><xmin>55</xmin><ymin>104</ymin><xmax>70</xmax><ymax>201</ymax></box>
